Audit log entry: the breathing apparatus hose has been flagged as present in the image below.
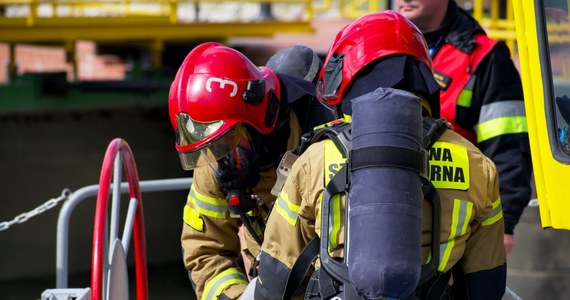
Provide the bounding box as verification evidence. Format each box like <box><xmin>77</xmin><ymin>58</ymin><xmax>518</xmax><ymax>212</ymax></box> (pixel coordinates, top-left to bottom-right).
<box><xmin>226</xmin><ymin>189</ymin><xmax>266</xmax><ymax>246</ymax></box>
<box><xmin>347</xmin><ymin>88</ymin><xmax>426</xmax><ymax>299</ymax></box>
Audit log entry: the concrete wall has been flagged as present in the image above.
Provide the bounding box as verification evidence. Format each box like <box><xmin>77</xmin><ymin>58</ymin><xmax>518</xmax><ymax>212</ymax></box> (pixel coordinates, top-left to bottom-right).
<box><xmin>0</xmin><ymin>106</ymin><xmax>189</xmax><ymax>285</ymax></box>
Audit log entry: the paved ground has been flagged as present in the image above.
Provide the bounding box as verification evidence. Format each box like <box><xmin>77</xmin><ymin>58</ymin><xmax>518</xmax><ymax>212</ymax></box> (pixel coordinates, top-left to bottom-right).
<box><xmin>0</xmin><ymin>262</ymin><xmax>197</xmax><ymax>300</ymax></box>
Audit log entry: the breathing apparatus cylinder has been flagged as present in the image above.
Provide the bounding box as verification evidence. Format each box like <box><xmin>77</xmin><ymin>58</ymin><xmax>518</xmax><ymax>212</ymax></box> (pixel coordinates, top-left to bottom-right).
<box><xmin>347</xmin><ymin>88</ymin><xmax>424</xmax><ymax>299</ymax></box>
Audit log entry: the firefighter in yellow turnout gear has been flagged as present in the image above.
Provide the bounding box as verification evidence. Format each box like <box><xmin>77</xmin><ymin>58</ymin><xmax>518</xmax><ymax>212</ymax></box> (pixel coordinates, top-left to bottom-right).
<box><xmin>251</xmin><ymin>12</ymin><xmax>507</xmax><ymax>299</ymax></box>
<box><xmin>168</xmin><ymin>43</ymin><xmax>332</xmax><ymax>299</ymax></box>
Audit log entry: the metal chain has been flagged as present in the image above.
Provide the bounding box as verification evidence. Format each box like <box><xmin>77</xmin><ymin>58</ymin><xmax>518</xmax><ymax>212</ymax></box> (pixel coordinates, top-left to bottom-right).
<box><xmin>0</xmin><ymin>189</ymin><xmax>72</xmax><ymax>232</ymax></box>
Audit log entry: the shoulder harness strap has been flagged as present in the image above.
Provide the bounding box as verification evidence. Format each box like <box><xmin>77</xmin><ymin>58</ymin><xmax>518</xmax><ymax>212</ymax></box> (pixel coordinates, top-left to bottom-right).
<box><xmin>282</xmin><ymin>117</ymin><xmax>451</xmax><ymax>300</ymax></box>
<box><xmin>296</xmin><ymin>119</ymin><xmax>352</xmax><ymax>157</ymax></box>
<box><xmin>271</xmin><ymin>120</ymin><xmax>352</xmax><ymax>197</ymax></box>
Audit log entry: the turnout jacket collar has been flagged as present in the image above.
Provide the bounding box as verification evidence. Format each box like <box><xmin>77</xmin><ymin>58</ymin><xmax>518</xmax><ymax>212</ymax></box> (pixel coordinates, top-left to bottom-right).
<box><xmin>425</xmin><ymin>0</ymin><xmax>486</xmax><ymax>54</ymax></box>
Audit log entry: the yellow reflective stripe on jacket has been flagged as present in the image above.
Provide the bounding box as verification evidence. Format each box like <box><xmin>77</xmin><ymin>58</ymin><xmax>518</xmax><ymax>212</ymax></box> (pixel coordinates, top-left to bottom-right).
<box><xmin>476</xmin><ymin>101</ymin><xmax>528</xmax><ymax>143</ymax></box>
<box><xmin>457</xmin><ymin>89</ymin><xmax>473</xmax><ymax>108</ymax></box>
<box><xmin>275</xmin><ymin>191</ymin><xmax>300</xmax><ymax>226</ymax></box>
<box><xmin>428</xmin><ymin>142</ymin><xmax>470</xmax><ymax>190</ymax></box>
<box><xmin>324</xmin><ymin>139</ymin><xmax>346</xmax><ymax>251</ymax></box>
<box><xmin>328</xmin><ymin>194</ymin><xmax>342</xmax><ymax>251</ymax></box>
<box><xmin>457</xmin><ymin>76</ymin><xmax>476</xmax><ymax>108</ymax></box>
<box><xmin>439</xmin><ymin>199</ymin><xmax>474</xmax><ymax>271</ymax></box>
<box><xmin>313</xmin><ymin>116</ymin><xmax>350</xmax><ymax>130</ymax></box>
<box><xmin>482</xmin><ymin>197</ymin><xmax>503</xmax><ymax>226</ymax></box>
<box><xmin>188</xmin><ymin>184</ymin><xmax>227</xmax><ymax>219</ymax></box>
<box><xmin>476</xmin><ymin>116</ymin><xmax>528</xmax><ymax>143</ymax></box>
<box><xmin>201</xmin><ymin>268</ymin><xmax>248</xmax><ymax>300</ymax></box>
<box><xmin>183</xmin><ymin>204</ymin><xmax>204</xmax><ymax>231</ymax></box>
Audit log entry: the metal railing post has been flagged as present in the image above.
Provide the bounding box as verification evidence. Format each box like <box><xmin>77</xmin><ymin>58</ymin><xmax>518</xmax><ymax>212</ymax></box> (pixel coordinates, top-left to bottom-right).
<box><xmin>56</xmin><ymin>177</ymin><xmax>193</xmax><ymax>288</ymax></box>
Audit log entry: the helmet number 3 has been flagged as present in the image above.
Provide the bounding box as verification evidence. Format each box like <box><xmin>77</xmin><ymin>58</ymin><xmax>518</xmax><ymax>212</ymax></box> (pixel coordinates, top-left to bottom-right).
<box><xmin>206</xmin><ymin>77</ymin><xmax>238</xmax><ymax>97</ymax></box>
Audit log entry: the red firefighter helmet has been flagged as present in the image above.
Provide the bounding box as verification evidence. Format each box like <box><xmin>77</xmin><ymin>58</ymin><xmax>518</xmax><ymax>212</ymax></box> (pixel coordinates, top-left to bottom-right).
<box><xmin>169</xmin><ymin>42</ymin><xmax>281</xmax><ymax>170</ymax></box>
<box><xmin>317</xmin><ymin>11</ymin><xmax>433</xmax><ymax>107</ymax></box>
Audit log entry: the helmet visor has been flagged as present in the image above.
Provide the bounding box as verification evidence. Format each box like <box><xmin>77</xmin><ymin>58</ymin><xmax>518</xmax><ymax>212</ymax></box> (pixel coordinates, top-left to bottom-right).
<box><xmin>177</xmin><ymin>119</ymin><xmax>253</xmax><ymax>170</ymax></box>
<box><xmin>316</xmin><ymin>79</ymin><xmax>338</xmax><ymax>112</ymax></box>
<box><xmin>176</xmin><ymin>113</ymin><xmax>224</xmax><ymax>146</ymax></box>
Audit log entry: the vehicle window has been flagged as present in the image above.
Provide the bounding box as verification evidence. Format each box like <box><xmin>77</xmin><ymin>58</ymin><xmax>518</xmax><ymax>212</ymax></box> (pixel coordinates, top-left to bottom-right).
<box><xmin>542</xmin><ymin>1</ymin><xmax>570</xmax><ymax>157</ymax></box>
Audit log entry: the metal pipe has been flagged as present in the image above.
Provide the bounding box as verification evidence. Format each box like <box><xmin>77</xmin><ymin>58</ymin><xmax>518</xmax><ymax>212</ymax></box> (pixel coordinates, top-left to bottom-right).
<box><xmin>56</xmin><ymin>177</ymin><xmax>193</xmax><ymax>288</ymax></box>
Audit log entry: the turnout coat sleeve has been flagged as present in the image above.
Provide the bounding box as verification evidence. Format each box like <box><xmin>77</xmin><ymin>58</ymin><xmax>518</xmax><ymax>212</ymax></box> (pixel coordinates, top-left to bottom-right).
<box><xmin>181</xmin><ymin>166</ymin><xmax>248</xmax><ymax>300</ymax></box>
<box><xmin>472</xmin><ymin>45</ymin><xmax>532</xmax><ymax>234</ymax></box>
<box><xmin>435</xmin><ymin>130</ymin><xmax>506</xmax><ymax>275</ymax></box>
<box><xmin>182</xmin><ymin>165</ymin><xmax>280</xmax><ymax>299</ymax></box>
<box><xmin>436</xmin><ymin>130</ymin><xmax>507</xmax><ymax>298</ymax></box>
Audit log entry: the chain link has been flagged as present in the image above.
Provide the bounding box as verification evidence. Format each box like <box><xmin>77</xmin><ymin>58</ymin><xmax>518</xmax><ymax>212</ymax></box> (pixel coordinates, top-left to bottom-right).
<box><xmin>0</xmin><ymin>189</ymin><xmax>72</xmax><ymax>232</ymax></box>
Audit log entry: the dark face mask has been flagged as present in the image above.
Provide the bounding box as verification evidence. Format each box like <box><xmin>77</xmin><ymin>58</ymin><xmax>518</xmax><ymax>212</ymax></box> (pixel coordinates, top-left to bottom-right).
<box><xmin>214</xmin><ymin>127</ymin><xmax>261</xmax><ymax>191</ymax></box>
<box><xmin>214</xmin><ymin>127</ymin><xmax>263</xmax><ymax>216</ymax></box>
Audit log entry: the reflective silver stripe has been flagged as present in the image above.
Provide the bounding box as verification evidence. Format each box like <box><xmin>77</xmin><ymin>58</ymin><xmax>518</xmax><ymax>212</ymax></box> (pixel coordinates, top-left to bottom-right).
<box><xmin>478</xmin><ymin>100</ymin><xmax>526</xmax><ymax>124</ymax></box>
<box><xmin>202</xmin><ymin>268</ymin><xmax>248</xmax><ymax>300</ymax></box>
<box><xmin>439</xmin><ymin>199</ymin><xmax>473</xmax><ymax>271</ymax></box>
<box><xmin>189</xmin><ymin>185</ymin><xmax>227</xmax><ymax>219</ymax></box>
<box><xmin>275</xmin><ymin>191</ymin><xmax>299</xmax><ymax>226</ymax></box>
<box><xmin>482</xmin><ymin>197</ymin><xmax>503</xmax><ymax>226</ymax></box>
<box><xmin>476</xmin><ymin>101</ymin><xmax>528</xmax><ymax>142</ymax></box>
<box><xmin>304</xmin><ymin>49</ymin><xmax>321</xmax><ymax>82</ymax></box>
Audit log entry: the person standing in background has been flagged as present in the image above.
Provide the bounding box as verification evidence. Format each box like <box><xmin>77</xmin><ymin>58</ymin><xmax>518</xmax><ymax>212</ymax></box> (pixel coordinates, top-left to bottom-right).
<box><xmin>397</xmin><ymin>0</ymin><xmax>532</xmax><ymax>254</ymax></box>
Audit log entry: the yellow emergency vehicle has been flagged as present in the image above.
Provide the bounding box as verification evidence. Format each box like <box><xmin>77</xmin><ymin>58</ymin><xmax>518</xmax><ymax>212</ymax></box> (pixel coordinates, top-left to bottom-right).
<box><xmin>513</xmin><ymin>0</ymin><xmax>570</xmax><ymax>230</ymax></box>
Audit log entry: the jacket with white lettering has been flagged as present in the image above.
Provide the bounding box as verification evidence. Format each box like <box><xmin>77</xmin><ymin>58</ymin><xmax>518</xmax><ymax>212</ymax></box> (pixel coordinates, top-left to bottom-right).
<box><xmin>428</xmin><ymin>0</ymin><xmax>532</xmax><ymax>234</ymax></box>
<box><xmin>181</xmin><ymin>75</ymin><xmax>334</xmax><ymax>300</ymax></box>
<box><xmin>255</xmin><ymin>122</ymin><xmax>507</xmax><ymax>299</ymax></box>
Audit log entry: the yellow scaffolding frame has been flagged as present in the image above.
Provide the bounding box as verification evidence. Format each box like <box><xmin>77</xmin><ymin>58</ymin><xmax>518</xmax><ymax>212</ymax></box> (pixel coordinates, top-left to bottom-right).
<box><xmin>0</xmin><ymin>0</ymin><xmax>315</xmax><ymax>79</ymax></box>
<box><xmin>3</xmin><ymin>0</ymin><xmax>568</xmax><ymax>80</ymax></box>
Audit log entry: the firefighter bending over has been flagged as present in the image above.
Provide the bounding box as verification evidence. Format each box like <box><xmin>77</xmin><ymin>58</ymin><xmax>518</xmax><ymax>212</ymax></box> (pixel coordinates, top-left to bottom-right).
<box><xmin>168</xmin><ymin>42</ymin><xmax>333</xmax><ymax>299</ymax></box>
<box><xmin>247</xmin><ymin>11</ymin><xmax>506</xmax><ymax>300</ymax></box>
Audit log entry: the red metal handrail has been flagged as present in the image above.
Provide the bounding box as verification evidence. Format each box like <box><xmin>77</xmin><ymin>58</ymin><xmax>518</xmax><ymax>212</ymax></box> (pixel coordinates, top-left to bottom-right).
<box><xmin>91</xmin><ymin>138</ymin><xmax>148</xmax><ymax>300</ymax></box>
